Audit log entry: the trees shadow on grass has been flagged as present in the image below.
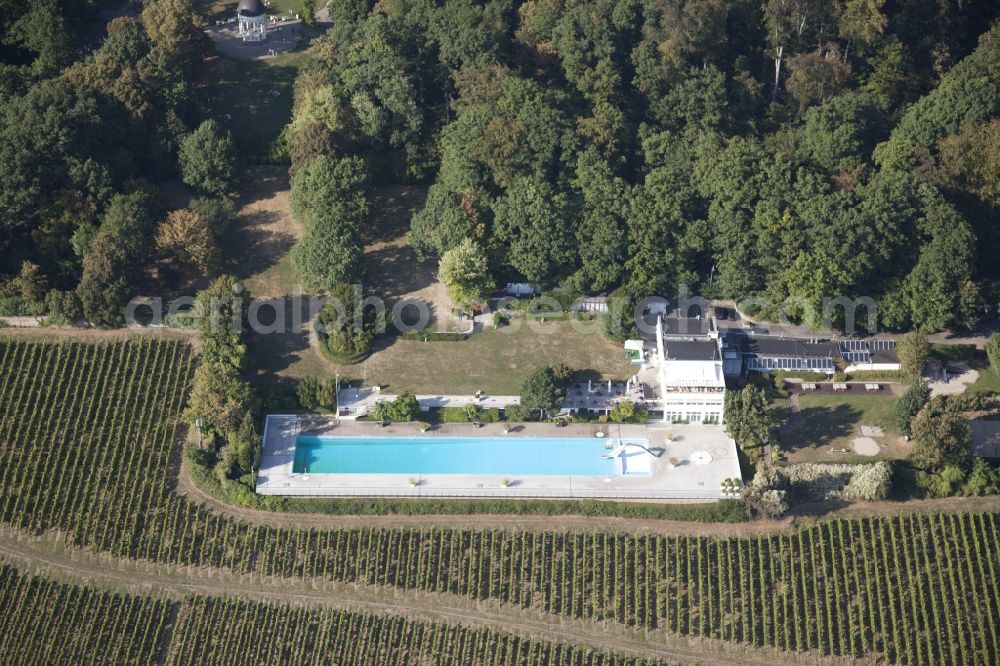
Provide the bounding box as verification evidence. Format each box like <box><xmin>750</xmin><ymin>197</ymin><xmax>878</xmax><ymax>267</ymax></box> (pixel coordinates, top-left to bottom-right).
<box><xmin>364</xmin><ymin>243</ymin><xmax>437</xmax><ymax>302</ymax></box>
<box><xmin>780</xmin><ymin>403</ymin><xmax>861</xmax><ymax>452</ymax></box>
<box><xmin>246</xmin><ymin>296</ymin><xmax>320</xmax><ymax>385</ymax></box>
<box><xmin>223</xmin><ymin>210</ymin><xmax>294</xmax><ymax>282</ymax></box>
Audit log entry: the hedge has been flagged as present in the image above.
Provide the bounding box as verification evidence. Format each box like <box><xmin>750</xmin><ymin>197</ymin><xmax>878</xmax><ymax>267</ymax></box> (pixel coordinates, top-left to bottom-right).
<box><xmin>316</xmin><ymin>335</ymin><xmax>370</xmax><ymax>364</ymax></box>
<box><xmin>845</xmin><ymin>370</ymin><xmax>910</xmax><ymax>381</ymax></box>
<box><xmin>771</xmin><ymin>370</ymin><xmax>828</xmax><ymax>382</ymax></box>
<box><xmin>398</xmin><ymin>331</ymin><xmax>468</xmax><ymax>342</ymax></box>
<box><xmin>439</xmin><ymin>406</ymin><xmax>502</xmax><ymax>423</ymax></box>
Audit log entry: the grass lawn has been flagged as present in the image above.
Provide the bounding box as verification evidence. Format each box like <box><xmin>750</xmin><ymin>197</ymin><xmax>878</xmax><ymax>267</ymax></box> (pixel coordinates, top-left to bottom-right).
<box><xmin>348</xmin><ymin>321</ymin><xmax>634</xmax><ymax>395</ymax></box>
<box><xmin>200</xmin><ymin>51</ymin><xmax>306</xmax><ymax>159</ymax></box>
<box><xmin>969</xmin><ymin>366</ymin><xmax>1000</xmax><ymax>393</ymax></box>
<box><xmin>929</xmin><ymin>343</ymin><xmax>977</xmax><ymax>363</ymax></box>
<box><xmin>200</xmin><ymin>0</ymin><xmax>309</xmax><ymax>24</ymax></box>
<box><xmin>781</xmin><ymin>392</ymin><xmax>909</xmax><ymax>463</ymax></box>
<box><xmin>220</xmin><ymin>167</ymin><xmax>301</xmax><ymax>297</ymax></box>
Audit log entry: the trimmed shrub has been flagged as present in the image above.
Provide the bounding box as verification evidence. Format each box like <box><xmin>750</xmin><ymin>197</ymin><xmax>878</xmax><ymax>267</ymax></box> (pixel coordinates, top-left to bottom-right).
<box><xmin>845</xmin><ymin>370</ymin><xmax>910</xmax><ymax>381</ymax></box>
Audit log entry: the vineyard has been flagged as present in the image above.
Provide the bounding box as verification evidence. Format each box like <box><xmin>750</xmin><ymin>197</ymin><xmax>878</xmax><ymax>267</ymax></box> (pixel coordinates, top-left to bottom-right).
<box><xmin>167</xmin><ymin>596</ymin><xmax>668</xmax><ymax>665</ymax></box>
<box><xmin>1</xmin><ymin>339</ymin><xmax>999</xmax><ymax>664</ymax></box>
<box><xmin>0</xmin><ymin>566</ymin><xmax>661</xmax><ymax>666</ymax></box>
<box><xmin>0</xmin><ymin>565</ymin><xmax>170</xmax><ymax>665</ymax></box>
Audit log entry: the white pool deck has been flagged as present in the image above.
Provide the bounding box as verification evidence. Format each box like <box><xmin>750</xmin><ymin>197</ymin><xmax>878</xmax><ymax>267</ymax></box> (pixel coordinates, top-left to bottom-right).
<box><xmin>256</xmin><ymin>417</ymin><xmax>743</xmax><ymax>500</ymax></box>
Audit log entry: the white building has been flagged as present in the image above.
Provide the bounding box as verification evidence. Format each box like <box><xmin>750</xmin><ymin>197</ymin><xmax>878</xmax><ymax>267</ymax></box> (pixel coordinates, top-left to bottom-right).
<box><xmin>627</xmin><ymin>314</ymin><xmax>726</xmax><ymax>424</ymax></box>
<box><xmin>237</xmin><ymin>0</ymin><xmax>268</xmax><ymax>42</ymax></box>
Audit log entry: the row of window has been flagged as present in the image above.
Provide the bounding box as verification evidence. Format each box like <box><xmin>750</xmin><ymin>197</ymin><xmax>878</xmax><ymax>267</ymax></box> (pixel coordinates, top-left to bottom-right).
<box><xmin>664</xmin><ymin>412</ymin><xmax>721</xmax><ymax>424</ymax></box>
<box><xmin>745</xmin><ymin>357</ymin><xmax>835</xmax><ymax>371</ymax></box>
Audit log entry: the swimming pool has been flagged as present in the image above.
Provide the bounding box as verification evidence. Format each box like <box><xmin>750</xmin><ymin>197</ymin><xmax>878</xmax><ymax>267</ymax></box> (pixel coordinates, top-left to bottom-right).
<box><xmin>292</xmin><ymin>435</ymin><xmax>632</xmax><ymax>476</ymax></box>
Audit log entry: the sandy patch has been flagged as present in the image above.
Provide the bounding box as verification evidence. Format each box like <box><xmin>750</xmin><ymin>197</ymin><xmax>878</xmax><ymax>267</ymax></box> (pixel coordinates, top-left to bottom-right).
<box><xmin>927</xmin><ymin>362</ymin><xmax>979</xmax><ymax>397</ymax></box>
<box><xmin>860</xmin><ymin>425</ymin><xmax>883</xmax><ymax>437</ymax></box>
<box><xmin>852</xmin><ymin>437</ymin><xmax>880</xmax><ymax>456</ymax></box>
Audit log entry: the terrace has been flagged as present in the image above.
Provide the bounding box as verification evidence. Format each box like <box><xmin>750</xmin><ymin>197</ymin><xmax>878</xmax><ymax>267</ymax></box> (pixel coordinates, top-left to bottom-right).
<box><xmin>256</xmin><ymin>417</ymin><xmax>742</xmax><ymax>500</ymax></box>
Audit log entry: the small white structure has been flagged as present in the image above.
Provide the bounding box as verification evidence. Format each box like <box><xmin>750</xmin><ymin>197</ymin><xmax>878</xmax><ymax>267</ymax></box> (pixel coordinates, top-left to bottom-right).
<box><xmin>237</xmin><ymin>0</ymin><xmax>268</xmax><ymax>42</ymax></box>
<box><xmin>606</xmin><ymin>442</ymin><xmax>654</xmax><ymax>476</ymax></box>
<box><xmin>505</xmin><ymin>282</ymin><xmax>539</xmax><ymax>297</ymax></box>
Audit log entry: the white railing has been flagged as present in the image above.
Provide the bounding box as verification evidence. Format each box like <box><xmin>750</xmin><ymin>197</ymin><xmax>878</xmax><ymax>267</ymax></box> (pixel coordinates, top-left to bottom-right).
<box><xmin>256</xmin><ymin>484</ymin><xmax>730</xmax><ymax>500</ymax></box>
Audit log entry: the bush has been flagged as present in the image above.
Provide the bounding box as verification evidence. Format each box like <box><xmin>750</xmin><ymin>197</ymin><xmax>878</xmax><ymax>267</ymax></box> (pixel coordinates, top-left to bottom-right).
<box><xmin>844</xmin><ymin>370</ymin><xmax>910</xmax><ymax>381</ymax></box>
<box><xmin>397</xmin><ymin>331</ymin><xmax>467</xmax><ymax>341</ymax></box>
<box><xmin>503</xmin><ymin>403</ymin><xmax>532</xmax><ymax>422</ymax></box>
<box><xmin>493</xmin><ymin>311</ymin><xmax>509</xmax><ymax>327</ymax></box>
<box><xmin>43</xmin><ymin>289</ymin><xmax>83</xmax><ymax>325</ymax></box>
<box><xmin>915</xmin><ymin>458</ymin><xmax>1000</xmax><ymax>498</ymax></box>
<box><xmin>773</xmin><ymin>462</ymin><xmax>893</xmax><ymax>502</ymax></box>
<box><xmin>893</xmin><ymin>381</ymin><xmax>930</xmax><ymax>436</ymax></box>
<box><xmin>772</xmin><ymin>370</ymin><xmax>827</xmax><ymax>382</ymax></box>
<box><xmin>372</xmin><ymin>392</ymin><xmax>421</xmax><ymax>422</ymax></box>
<box><xmin>296</xmin><ymin>376</ymin><xmax>337</xmax><ymax>412</ymax></box>
<box><xmin>441</xmin><ymin>405</ymin><xmax>501</xmax><ymax>422</ymax></box>
<box><xmin>986</xmin><ymin>334</ymin><xmax>1000</xmax><ymax>373</ymax></box>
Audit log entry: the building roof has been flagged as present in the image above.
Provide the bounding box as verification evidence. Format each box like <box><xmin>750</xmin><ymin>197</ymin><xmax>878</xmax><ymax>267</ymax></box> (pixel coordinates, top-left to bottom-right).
<box><xmin>738</xmin><ymin>335</ymin><xmax>839</xmax><ymax>359</ymax></box>
<box><xmin>638</xmin><ymin>314</ymin><xmax>712</xmax><ymax>340</ymax></box>
<box><xmin>237</xmin><ymin>0</ymin><xmax>266</xmax><ymax>17</ymax></box>
<box><xmin>664</xmin><ymin>339</ymin><xmax>720</xmax><ymax>361</ymax></box>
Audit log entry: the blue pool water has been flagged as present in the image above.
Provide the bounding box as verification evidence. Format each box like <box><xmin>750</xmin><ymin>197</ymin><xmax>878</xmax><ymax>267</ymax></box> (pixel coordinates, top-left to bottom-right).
<box><xmin>293</xmin><ymin>435</ymin><xmax>627</xmax><ymax>476</ymax></box>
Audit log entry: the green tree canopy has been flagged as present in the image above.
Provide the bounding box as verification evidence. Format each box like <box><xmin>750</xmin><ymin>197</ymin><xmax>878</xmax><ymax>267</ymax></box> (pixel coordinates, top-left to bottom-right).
<box><xmin>437</xmin><ymin>238</ymin><xmax>491</xmax><ymax>305</ymax></box>
<box><xmin>910</xmin><ymin>409</ymin><xmax>972</xmax><ymax>471</ymax></box>
<box><xmin>520</xmin><ymin>365</ymin><xmax>566</xmax><ymax>417</ymax></box>
<box><xmin>493</xmin><ymin>179</ymin><xmax>576</xmax><ymax>285</ymax></box>
<box><xmin>179</xmin><ymin>120</ymin><xmax>236</xmax><ymax>197</ymax></box>
<box><xmin>723</xmin><ymin>384</ymin><xmax>774</xmax><ymax>448</ymax></box>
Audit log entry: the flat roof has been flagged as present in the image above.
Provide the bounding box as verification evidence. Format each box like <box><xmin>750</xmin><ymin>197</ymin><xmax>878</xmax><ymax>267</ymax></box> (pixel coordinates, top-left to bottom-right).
<box><xmin>664</xmin><ymin>339</ymin><xmax>720</xmax><ymax>361</ymax></box>
<box><xmin>727</xmin><ymin>333</ymin><xmax>838</xmax><ymax>358</ymax></box>
<box><xmin>638</xmin><ymin>314</ymin><xmax>713</xmax><ymax>340</ymax></box>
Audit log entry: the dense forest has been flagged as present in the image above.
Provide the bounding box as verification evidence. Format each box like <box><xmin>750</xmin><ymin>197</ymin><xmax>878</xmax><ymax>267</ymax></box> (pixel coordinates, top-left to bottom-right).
<box><xmin>287</xmin><ymin>0</ymin><xmax>1000</xmax><ymax>333</ymax></box>
<box><xmin>0</xmin><ymin>0</ymin><xmax>235</xmax><ymax>325</ymax></box>
<box><xmin>3</xmin><ymin>0</ymin><xmax>1000</xmax><ymax>334</ymax></box>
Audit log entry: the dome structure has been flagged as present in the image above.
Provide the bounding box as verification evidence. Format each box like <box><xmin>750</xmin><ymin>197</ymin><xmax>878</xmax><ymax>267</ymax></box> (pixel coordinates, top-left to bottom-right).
<box><xmin>237</xmin><ymin>0</ymin><xmax>266</xmax><ymax>17</ymax></box>
<box><xmin>236</xmin><ymin>0</ymin><xmax>267</xmax><ymax>42</ymax></box>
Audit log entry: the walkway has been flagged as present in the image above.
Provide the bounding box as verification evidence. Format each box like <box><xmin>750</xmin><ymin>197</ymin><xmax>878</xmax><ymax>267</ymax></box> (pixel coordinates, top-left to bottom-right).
<box><xmin>337</xmin><ymin>387</ymin><xmax>519</xmax><ymax>416</ymax></box>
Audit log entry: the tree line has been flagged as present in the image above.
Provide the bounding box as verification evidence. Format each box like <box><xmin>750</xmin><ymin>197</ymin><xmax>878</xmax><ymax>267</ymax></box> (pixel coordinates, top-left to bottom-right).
<box><xmin>284</xmin><ymin>0</ymin><xmax>1000</xmax><ymax>333</ymax></box>
<box><xmin>0</xmin><ymin>0</ymin><xmax>238</xmax><ymax>326</ymax></box>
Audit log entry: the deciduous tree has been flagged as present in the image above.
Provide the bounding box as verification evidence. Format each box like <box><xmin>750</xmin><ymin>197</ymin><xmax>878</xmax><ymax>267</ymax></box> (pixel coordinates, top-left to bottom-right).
<box><xmin>179</xmin><ymin>120</ymin><xmax>236</xmax><ymax>197</ymax></box>
<box><xmin>437</xmin><ymin>238</ymin><xmax>491</xmax><ymax>305</ymax></box>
